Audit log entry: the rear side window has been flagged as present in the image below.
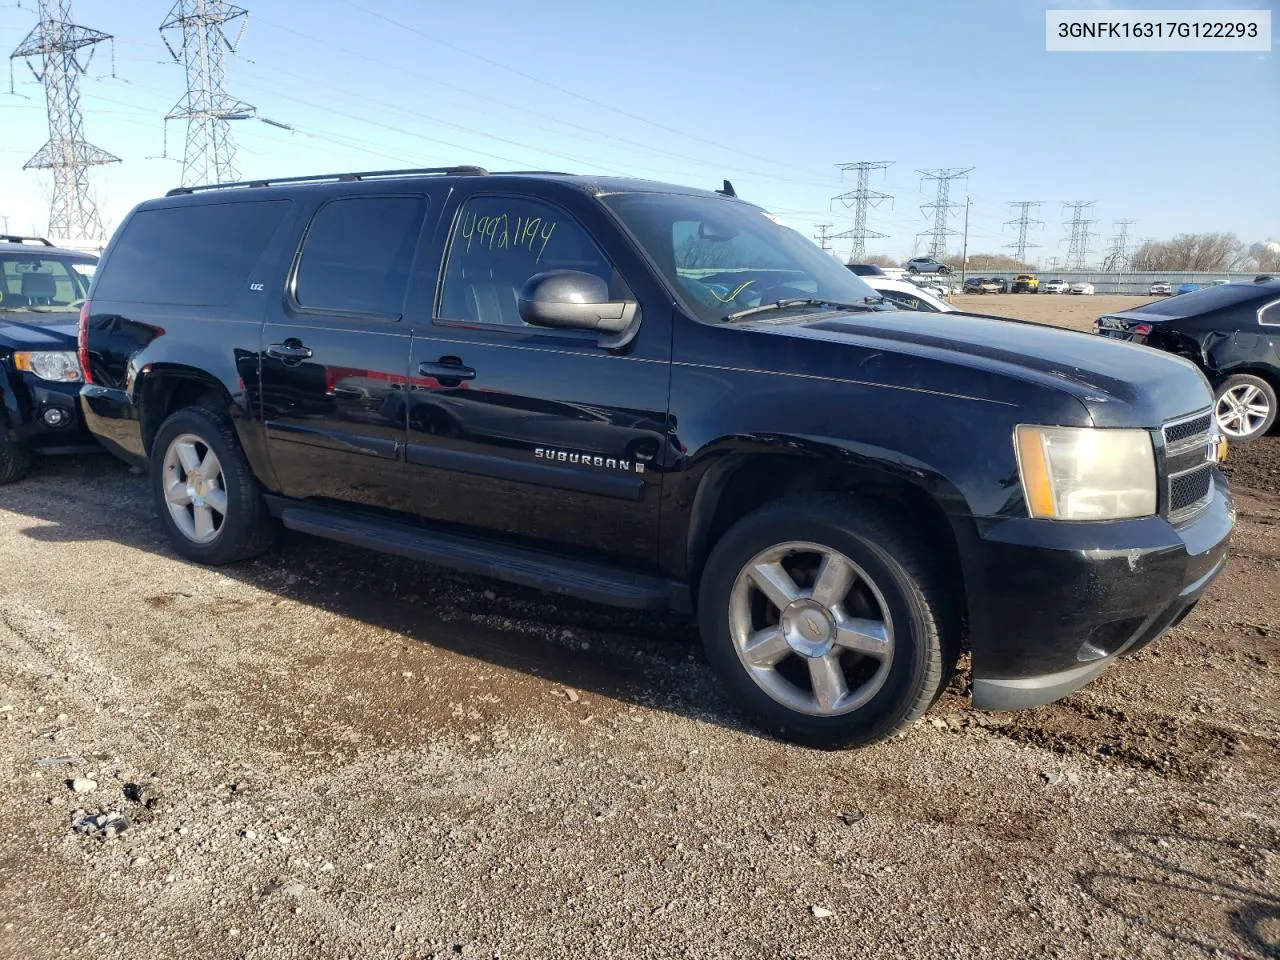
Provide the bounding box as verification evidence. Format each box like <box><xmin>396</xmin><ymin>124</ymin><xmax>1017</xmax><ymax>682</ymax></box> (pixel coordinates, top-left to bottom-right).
<box><xmin>439</xmin><ymin>195</ymin><xmax>624</xmax><ymax>327</ymax></box>
<box><xmin>95</xmin><ymin>200</ymin><xmax>289</xmax><ymax>306</ymax></box>
<box><xmin>1261</xmin><ymin>300</ymin><xmax>1280</xmax><ymax>325</ymax></box>
<box><xmin>293</xmin><ymin>196</ymin><xmax>427</xmax><ymax>317</ymax></box>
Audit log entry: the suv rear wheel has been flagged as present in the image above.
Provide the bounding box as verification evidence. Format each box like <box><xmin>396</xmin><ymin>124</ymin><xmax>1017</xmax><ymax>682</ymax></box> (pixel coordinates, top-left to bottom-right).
<box><xmin>698</xmin><ymin>496</ymin><xmax>958</xmax><ymax>748</ymax></box>
<box><xmin>1214</xmin><ymin>374</ymin><xmax>1277</xmax><ymax>444</ymax></box>
<box><xmin>151</xmin><ymin>405</ymin><xmax>276</xmax><ymax>564</ymax></box>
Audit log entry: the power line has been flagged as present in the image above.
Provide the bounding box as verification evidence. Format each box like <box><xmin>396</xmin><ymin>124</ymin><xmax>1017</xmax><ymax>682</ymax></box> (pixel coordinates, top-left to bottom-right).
<box><xmin>1003</xmin><ymin>201</ymin><xmax>1043</xmax><ymax>264</ymax></box>
<box><xmin>330</xmin><ymin>0</ymin><xmax>829</xmax><ymax>181</ymax></box>
<box><xmin>8</xmin><ymin>0</ymin><xmax>120</xmax><ymax>241</ymax></box>
<box><xmin>1061</xmin><ymin>201</ymin><xmax>1098</xmax><ymax>270</ymax></box>
<box><xmin>1103</xmin><ymin>219</ymin><xmax>1137</xmax><ymax>272</ymax></box>
<box><xmin>160</xmin><ymin>0</ymin><xmax>255</xmax><ymax>186</ymax></box>
<box><xmin>917</xmin><ymin>167</ymin><xmax>973</xmax><ymax>259</ymax></box>
<box><xmin>247</xmin><ymin>14</ymin><xmax>835</xmax><ymax>189</ymax></box>
<box><xmin>830</xmin><ymin>161</ymin><xmax>893</xmax><ymax>262</ymax></box>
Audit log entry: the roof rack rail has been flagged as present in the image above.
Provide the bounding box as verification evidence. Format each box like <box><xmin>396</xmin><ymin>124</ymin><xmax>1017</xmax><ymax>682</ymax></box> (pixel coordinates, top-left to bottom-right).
<box><xmin>487</xmin><ymin>170</ymin><xmax>575</xmax><ymax>176</ymax></box>
<box><xmin>0</xmin><ymin>234</ymin><xmax>54</xmax><ymax>246</ymax></box>
<box><xmin>165</xmin><ymin>166</ymin><xmax>490</xmax><ymax>197</ymax></box>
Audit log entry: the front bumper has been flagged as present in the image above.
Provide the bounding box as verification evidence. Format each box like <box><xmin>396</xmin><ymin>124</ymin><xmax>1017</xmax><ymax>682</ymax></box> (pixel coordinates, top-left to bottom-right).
<box><xmin>5</xmin><ymin>376</ymin><xmax>101</xmax><ymax>455</ymax></box>
<box><xmin>957</xmin><ymin>469</ymin><xmax>1234</xmax><ymax>710</ymax></box>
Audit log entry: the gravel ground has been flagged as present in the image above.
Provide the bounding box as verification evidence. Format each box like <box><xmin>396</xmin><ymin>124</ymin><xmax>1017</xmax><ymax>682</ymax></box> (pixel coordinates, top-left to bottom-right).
<box><xmin>1</xmin><ymin>385</ymin><xmax>1277</xmax><ymax>958</ymax></box>
<box><xmin>950</xmin><ymin>293</ymin><xmax>1159</xmax><ymax>331</ymax></box>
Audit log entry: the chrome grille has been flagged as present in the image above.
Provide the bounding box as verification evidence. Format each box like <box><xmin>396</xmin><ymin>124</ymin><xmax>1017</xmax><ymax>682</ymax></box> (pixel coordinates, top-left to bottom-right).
<box><xmin>1162</xmin><ymin>410</ymin><xmax>1215</xmax><ymax>523</ymax></box>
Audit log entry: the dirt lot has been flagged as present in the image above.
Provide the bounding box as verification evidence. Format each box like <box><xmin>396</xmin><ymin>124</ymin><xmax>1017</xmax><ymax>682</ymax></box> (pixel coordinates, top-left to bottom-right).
<box><xmin>950</xmin><ymin>292</ymin><xmax>1159</xmax><ymax>331</ymax></box>
<box><xmin>1</xmin><ymin>308</ymin><xmax>1277</xmax><ymax>958</ymax></box>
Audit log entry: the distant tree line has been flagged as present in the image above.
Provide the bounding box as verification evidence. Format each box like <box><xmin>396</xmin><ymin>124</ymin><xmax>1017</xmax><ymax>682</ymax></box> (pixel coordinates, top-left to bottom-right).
<box><xmin>855</xmin><ymin>233</ymin><xmax>1278</xmax><ymax>273</ymax></box>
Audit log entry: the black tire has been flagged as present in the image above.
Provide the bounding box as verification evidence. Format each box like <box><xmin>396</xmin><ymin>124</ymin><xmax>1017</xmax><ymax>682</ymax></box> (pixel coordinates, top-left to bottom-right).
<box><xmin>1214</xmin><ymin>374</ymin><xmax>1278</xmax><ymax>444</ymax></box>
<box><xmin>150</xmin><ymin>405</ymin><xmax>276</xmax><ymax>564</ymax></box>
<box><xmin>906</xmin><ymin>267</ymin><xmax>918</xmax><ymax>274</ymax></box>
<box><xmin>0</xmin><ymin>438</ymin><xmax>31</xmax><ymax>484</ymax></box>
<box><xmin>697</xmin><ymin>495</ymin><xmax>959</xmax><ymax>749</ymax></box>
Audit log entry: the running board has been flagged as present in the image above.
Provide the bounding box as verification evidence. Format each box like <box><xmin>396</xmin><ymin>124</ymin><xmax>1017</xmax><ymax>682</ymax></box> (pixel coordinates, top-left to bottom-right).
<box><xmin>278</xmin><ymin>505</ymin><xmax>683</xmax><ymax>611</ymax></box>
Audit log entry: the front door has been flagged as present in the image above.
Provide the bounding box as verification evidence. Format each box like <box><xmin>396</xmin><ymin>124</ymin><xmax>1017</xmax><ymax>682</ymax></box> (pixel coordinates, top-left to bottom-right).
<box><xmin>403</xmin><ymin>187</ymin><xmax>672</xmax><ymax>566</ymax></box>
<box><xmin>259</xmin><ymin>192</ymin><xmax>429</xmax><ymax>515</ymax></box>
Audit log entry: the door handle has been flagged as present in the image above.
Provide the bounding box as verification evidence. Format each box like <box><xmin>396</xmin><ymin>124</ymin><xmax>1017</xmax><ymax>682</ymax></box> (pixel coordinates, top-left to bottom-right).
<box><xmin>418</xmin><ymin>359</ymin><xmax>476</xmax><ymax>382</ymax></box>
<box><xmin>267</xmin><ymin>339</ymin><xmax>313</xmax><ymax>361</ymax></box>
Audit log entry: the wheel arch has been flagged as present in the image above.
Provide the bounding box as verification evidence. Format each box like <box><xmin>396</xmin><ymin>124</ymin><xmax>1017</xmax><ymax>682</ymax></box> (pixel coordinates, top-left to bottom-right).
<box><xmin>681</xmin><ymin>447</ymin><xmax>969</xmax><ymax>627</ymax></box>
<box><xmin>134</xmin><ymin>364</ymin><xmax>276</xmax><ymax>487</ymax></box>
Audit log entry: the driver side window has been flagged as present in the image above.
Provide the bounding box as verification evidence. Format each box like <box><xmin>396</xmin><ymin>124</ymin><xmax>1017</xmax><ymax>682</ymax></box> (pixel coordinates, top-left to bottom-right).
<box><xmin>438</xmin><ymin>195</ymin><xmax>627</xmax><ymax>328</ymax></box>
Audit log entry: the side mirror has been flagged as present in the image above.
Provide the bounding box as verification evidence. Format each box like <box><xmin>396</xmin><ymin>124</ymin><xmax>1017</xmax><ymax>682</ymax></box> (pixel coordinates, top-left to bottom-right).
<box><xmin>518</xmin><ymin>270</ymin><xmax>637</xmax><ymax>334</ymax></box>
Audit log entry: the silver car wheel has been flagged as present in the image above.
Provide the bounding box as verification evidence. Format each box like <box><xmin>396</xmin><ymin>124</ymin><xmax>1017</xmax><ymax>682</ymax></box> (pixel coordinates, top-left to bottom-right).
<box><xmin>727</xmin><ymin>541</ymin><xmax>894</xmax><ymax>718</ymax></box>
<box><xmin>162</xmin><ymin>432</ymin><xmax>227</xmax><ymax>544</ymax></box>
<box><xmin>1216</xmin><ymin>384</ymin><xmax>1271</xmax><ymax>439</ymax></box>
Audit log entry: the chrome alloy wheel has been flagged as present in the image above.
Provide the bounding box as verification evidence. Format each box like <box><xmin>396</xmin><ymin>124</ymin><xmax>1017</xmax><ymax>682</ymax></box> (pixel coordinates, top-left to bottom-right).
<box><xmin>1216</xmin><ymin>383</ymin><xmax>1271</xmax><ymax>438</ymax></box>
<box><xmin>727</xmin><ymin>541</ymin><xmax>894</xmax><ymax>717</ymax></box>
<box><xmin>162</xmin><ymin>433</ymin><xmax>227</xmax><ymax>544</ymax></box>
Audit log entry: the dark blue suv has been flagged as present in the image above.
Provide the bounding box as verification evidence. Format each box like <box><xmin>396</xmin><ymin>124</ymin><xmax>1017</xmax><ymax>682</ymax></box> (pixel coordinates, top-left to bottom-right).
<box><xmin>0</xmin><ymin>236</ymin><xmax>101</xmax><ymax>482</ymax></box>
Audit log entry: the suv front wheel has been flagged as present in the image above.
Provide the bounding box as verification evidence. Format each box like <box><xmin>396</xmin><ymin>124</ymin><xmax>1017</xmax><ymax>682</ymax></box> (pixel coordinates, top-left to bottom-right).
<box><xmin>151</xmin><ymin>405</ymin><xmax>276</xmax><ymax>564</ymax></box>
<box><xmin>698</xmin><ymin>496</ymin><xmax>958</xmax><ymax>748</ymax></box>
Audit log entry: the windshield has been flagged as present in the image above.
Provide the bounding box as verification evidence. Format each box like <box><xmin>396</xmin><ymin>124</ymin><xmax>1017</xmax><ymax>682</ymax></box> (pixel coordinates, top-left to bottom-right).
<box><xmin>600</xmin><ymin>192</ymin><xmax>885</xmax><ymax>322</ymax></box>
<box><xmin>0</xmin><ymin>252</ymin><xmax>96</xmax><ymax>312</ymax></box>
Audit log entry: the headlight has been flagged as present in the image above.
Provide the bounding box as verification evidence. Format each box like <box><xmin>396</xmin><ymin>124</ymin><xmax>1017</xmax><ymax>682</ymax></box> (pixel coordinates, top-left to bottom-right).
<box><xmin>14</xmin><ymin>351</ymin><xmax>83</xmax><ymax>383</ymax></box>
<box><xmin>1014</xmin><ymin>425</ymin><xmax>1156</xmax><ymax>520</ymax></box>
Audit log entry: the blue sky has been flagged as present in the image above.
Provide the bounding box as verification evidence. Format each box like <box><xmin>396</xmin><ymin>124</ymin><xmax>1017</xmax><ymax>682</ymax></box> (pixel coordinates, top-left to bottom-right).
<box><xmin>0</xmin><ymin>0</ymin><xmax>1275</xmax><ymax>264</ymax></box>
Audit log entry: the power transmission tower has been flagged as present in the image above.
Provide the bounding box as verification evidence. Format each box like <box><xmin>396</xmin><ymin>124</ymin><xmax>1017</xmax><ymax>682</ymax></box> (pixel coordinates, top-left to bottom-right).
<box><xmin>9</xmin><ymin>0</ymin><xmax>119</xmax><ymax>241</ymax></box>
<box><xmin>161</xmin><ymin>0</ymin><xmax>255</xmax><ymax>187</ymax></box>
<box><xmin>1061</xmin><ymin>201</ymin><xmax>1097</xmax><ymax>270</ymax></box>
<box><xmin>1103</xmin><ymin>219</ymin><xmax>1137</xmax><ymax>272</ymax></box>
<box><xmin>830</xmin><ymin>161</ymin><xmax>893</xmax><ymax>262</ymax></box>
<box><xmin>814</xmin><ymin>224</ymin><xmax>833</xmax><ymax>253</ymax></box>
<box><xmin>1004</xmin><ymin>201</ymin><xmax>1043</xmax><ymax>265</ymax></box>
<box><xmin>917</xmin><ymin>168</ymin><xmax>973</xmax><ymax>259</ymax></box>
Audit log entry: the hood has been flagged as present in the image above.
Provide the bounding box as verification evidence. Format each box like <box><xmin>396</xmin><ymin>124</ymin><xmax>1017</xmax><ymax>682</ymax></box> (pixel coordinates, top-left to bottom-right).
<box><xmin>747</xmin><ymin>308</ymin><xmax>1212</xmax><ymax>428</ymax></box>
<box><xmin>0</xmin><ymin>310</ymin><xmax>79</xmax><ymax>349</ymax></box>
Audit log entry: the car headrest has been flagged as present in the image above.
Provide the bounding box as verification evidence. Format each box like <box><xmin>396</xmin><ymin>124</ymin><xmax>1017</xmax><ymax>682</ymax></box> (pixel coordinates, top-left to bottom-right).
<box><xmin>20</xmin><ymin>271</ymin><xmax>57</xmax><ymax>298</ymax></box>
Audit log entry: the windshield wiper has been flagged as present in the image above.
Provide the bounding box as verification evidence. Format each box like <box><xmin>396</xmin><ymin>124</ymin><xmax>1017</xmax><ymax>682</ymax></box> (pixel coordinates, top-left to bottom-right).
<box><xmin>724</xmin><ymin>297</ymin><xmax>882</xmax><ymax>322</ymax></box>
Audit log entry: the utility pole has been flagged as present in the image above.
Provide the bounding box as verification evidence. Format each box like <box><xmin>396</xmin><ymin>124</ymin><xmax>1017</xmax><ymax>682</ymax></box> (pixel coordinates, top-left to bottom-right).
<box><xmin>960</xmin><ymin>196</ymin><xmax>971</xmax><ymax>284</ymax></box>
<box><xmin>916</xmin><ymin>168</ymin><xmax>973</xmax><ymax>260</ymax></box>
<box><xmin>1004</xmin><ymin>201</ymin><xmax>1043</xmax><ymax>266</ymax></box>
<box><xmin>814</xmin><ymin>223</ymin><xmax>833</xmax><ymax>253</ymax></box>
<box><xmin>9</xmin><ymin>0</ymin><xmax>120</xmax><ymax>242</ymax></box>
<box><xmin>1103</xmin><ymin>219</ymin><xmax>1137</xmax><ymax>273</ymax></box>
<box><xmin>830</xmin><ymin>161</ymin><xmax>893</xmax><ymax>263</ymax></box>
<box><xmin>1061</xmin><ymin>201</ymin><xmax>1097</xmax><ymax>271</ymax></box>
<box><xmin>161</xmin><ymin>0</ymin><xmax>256</xmax><ymax>187</ymax></box>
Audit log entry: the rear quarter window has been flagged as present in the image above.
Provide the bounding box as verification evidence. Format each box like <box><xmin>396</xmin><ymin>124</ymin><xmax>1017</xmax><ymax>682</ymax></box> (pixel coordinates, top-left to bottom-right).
<box><xmin>94</xmin><ymin>199</ymin><xmax>291</xmax><ymax>306</ymax></box>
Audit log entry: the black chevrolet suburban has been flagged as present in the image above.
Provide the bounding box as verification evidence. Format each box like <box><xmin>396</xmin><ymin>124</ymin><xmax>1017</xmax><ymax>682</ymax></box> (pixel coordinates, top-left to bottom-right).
<box><xmin>0</xmin><ymin>235</ymin><xmax>101</xmax><ymax>482</ymax></box>
<box><xmin>79</xmin><ymin>167</ymin><xmax>1234</xmax><ymax>747</ymax></box>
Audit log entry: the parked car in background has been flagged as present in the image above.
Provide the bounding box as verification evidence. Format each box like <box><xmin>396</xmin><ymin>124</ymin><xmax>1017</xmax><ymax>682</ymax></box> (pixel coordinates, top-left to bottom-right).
<box><xmin>1012</xmin><ymin>274</ymin><xmax>1040</xmax><ymax>293</ymax></box>
<box><xmin>905</xmin><ymin>275</ymin><xmax>950</xmax><ymax>300</ymax></box>
<box><xmin>1148</xmin><ymin>281</ymin><xmax>1173</xmax><ymax>296</ymax></box>
<box><xmin>1177</xmin><ymin>282</ymin><xmax>1201</xmax><ymax>295</ymax></box>
<box><xmin>863</xmin><ymin>276</ymin><xmax>955</xmax><ymax>313</ymax></box>
<box><xmin>0</xmin><ymin>235</ymin><xmax>101</xmax><ymax>482</ymax></box>
<box><xmin>78</xmin><ymin>166</ymin><xmax>1233</xmax><ymax>748</ymax></box>
<box><xmin>963</xmin><ymin>277</ymin><xmax>1001</xmax><ymax>294</ymax></box>
<box><xmin>904</xmin><ymin>256</ymin><xmax>952</xmax><ymax>275</ymax></box>
<box><xmin>1041</xmin><ymin>279</ymin><xmax>1070</xmax><ymax>294</ymax></box>
<box><xmin>1094</xmin><ymin>276</ymin><xmax>1280</xmax><ymax>443</ymax></box>
<box><xmin>1069</xmin><ymin>282</ymin><xmax>1095</xmax><ymax>295</ymax></box>
<box><xmin>988</xmin><ymin>277</ymin><xmax>1009</xmax><ymax>293</ymax></box>
<box><xmin>845</xmin><ymin>264</ymin><xmax>887</xmax><ymax>277</ymax></box>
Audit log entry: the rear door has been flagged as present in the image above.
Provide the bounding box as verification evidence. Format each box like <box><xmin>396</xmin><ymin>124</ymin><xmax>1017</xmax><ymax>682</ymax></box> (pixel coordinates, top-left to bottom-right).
<box><xmin>401</xmin><ymin>184</ymin><xmax>673</xmax><ymax>565</ymax></box>
<box><xmin>259</xmin><ymin>191</ymin><xmax>430</xmax><ymax>515</ymax></box>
